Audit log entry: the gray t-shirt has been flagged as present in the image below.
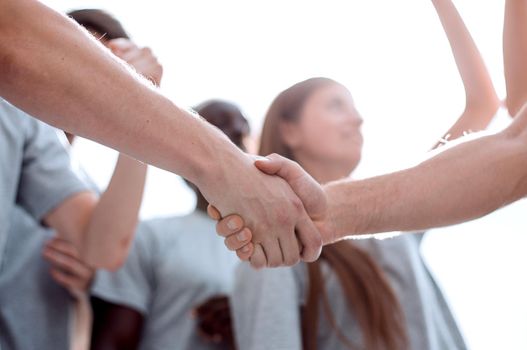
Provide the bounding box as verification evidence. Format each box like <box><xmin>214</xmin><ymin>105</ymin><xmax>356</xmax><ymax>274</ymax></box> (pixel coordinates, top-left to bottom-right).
<box><xmin>0</xmin><ymin>99</ymin><xmax>89</xmax><ymax>350</ymax></box>
<box><xmin>232</xmin><ymin>234</ymin><xmax>467</xmax><ymax>350</ymax></box>
<box><xmin>92</xmin><ymin>211</ymin><xmax>240</xmax><ymax>350</ymax></box>
<box><xmin>0</xmin><ymin>206</ymin><xmax>74</xmax><ymax>350</ymax></box>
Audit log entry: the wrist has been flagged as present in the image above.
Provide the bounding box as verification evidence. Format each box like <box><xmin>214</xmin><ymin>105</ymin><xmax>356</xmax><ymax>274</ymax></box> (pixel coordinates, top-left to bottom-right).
<box><xmin>192</xmin><ymin>138</ymin><xmax>249</xmax><ymax>209</ymax></box>
<box><xmin>323</xmin><ymin>180</ymin><xmax>373</xmax><ymax>239</ymax></box>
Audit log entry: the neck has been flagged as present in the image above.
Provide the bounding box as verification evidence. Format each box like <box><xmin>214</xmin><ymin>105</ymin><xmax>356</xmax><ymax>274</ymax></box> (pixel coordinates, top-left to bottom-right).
<box><xmin>295</xmin><ymin>155</ymin><xmax>353</xmax><ymax>184</ymax></box>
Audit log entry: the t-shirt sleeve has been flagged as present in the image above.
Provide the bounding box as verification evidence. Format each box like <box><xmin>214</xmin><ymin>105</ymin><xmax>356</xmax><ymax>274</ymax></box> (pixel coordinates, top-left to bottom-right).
<box><xmin>91</xmin><ymin>223</ymin><xmax>156</xmax><ymax>315</ymax></box>
<box><xmin>231</xmin><ymin>263</ymin><xmax>303</xmax><ymax>350</ymax></box>
<box><xmin>16</xmin><ymin>116</ymin><xmax>88</xmax><ymax>221</ymax></box>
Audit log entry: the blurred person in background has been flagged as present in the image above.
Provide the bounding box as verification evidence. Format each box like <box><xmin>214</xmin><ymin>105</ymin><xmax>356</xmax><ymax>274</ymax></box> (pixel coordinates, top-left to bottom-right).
<box><xmin>0</xmin><ymin>0</ymin><xmax>322</xmax><ymax>269</ymax></box>
<box><xmin>211</xmin><ymin>1</ymin><xmax>499</xmax><ymax>349</ymax></box>
<box><xmin>88</xmin><ymin>100</ymin><xmax>249</xmax><ymax>350</ymax></box>
<box><xmin>214</xmin><ymin>0</ymin><xmax>527</xmax><ymax>267</ymax></box>
<box><xmin>0</xmin><ymin>9</ymin><xmax>163</xmax><ymax>350</ymax></box>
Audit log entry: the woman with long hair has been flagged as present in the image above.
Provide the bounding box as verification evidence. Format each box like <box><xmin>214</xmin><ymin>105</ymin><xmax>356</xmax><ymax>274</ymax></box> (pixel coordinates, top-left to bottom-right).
<box><xmin>218</xmin><ymin>1</ymin><xmax>499</xmax><ymax>349</ymax></box>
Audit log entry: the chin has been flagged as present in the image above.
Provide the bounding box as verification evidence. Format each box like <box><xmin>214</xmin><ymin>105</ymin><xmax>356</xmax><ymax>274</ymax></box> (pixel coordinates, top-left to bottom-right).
<box><xmin>343</xmin><ymin>154</ymin><xmax>361</xmax><ymax>174</ymax></box>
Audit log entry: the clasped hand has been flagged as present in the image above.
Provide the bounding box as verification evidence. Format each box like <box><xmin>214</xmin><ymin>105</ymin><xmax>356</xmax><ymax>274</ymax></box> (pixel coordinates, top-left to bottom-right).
<box><xmin>209</xmin><ymin>154</ymin><xmax>333</xmax><ymax>268</ymax></box>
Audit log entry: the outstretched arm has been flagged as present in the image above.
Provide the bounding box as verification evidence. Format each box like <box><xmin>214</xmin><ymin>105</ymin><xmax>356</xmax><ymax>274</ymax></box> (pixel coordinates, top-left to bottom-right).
<box><xmin>312</xmin><ymin>105</ymin><xmax>527</xmax><ymax>239</ymax></box>
<box><xmin>44</xmin><ymin>40</ymin><xmax>150</xmax><ymax>269</ymax></box>
<box><xmin>504</xmin><ymin>0</ymin><xmax>527</xmax><ymax>116</ymax></box>
<box><xmin>431</xmin><ymin>0</ymin><xmax>499</xmax><ymax>148</ymax></box>
<box><xmin>0</xmin><ymin>0</ymin><xmax>321</xmax><ymax>267</ymax></box>
<box><xmin>218</xmin><ymin>105</ymin><xmax>527</xmax><ymax>246</ymax></box>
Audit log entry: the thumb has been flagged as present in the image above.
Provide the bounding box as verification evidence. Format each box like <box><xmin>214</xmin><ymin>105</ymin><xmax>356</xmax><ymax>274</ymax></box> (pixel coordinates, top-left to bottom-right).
<box><xmin>254</xmin><ymin>153</ymin><xmax>327</xmax><ymax>220</ymax></box>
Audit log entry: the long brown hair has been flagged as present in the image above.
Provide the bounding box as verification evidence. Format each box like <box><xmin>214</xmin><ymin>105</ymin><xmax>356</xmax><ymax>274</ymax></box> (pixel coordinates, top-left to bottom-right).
<box><xmin>260</xmin><ymin>78</ymin><xmax>408</xmax><ymax>350</ymax></box>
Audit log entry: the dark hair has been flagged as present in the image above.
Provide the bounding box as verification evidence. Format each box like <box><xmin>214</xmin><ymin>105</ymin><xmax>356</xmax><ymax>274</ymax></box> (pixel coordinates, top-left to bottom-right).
<box><xmin>194</xmin><ymin>99</ymin><xmax>250</xmax><ymax>151</ymax></box>
<box><xmin>260</xmin><ymin>77</ymin><xmax>408</xmax><ymax>350</ymax></box>
<box><xmin>68</xmin><ymin>9</ymin><xmax>130</xmax><ymax>40</ymax></box>
<box><xmin>185</xmin><ymin>100</ymin><xmax>250</xmax><ymax>196</ymax></box>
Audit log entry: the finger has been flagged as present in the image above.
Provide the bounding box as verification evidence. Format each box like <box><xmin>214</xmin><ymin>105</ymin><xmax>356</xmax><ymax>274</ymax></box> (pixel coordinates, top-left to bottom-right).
<box><xmin>278</xmin><ymin>235</ymin><xmax>301</xmax><ymax>267</ymax></box>
<box><xmin>207</xmin><ymin>205</ymin><xmax>222</xmax><ymax>220</ymax></box>
<box><xmin>255</xmin><ymin>154</ymin><xmax>327</xmax><ymax>219</ymax></box>
<box><xmin>126</xmin><ymin>55</ymin><xmax>159</xmax><ymax>71</ymax></box>
<box><xmin>295</xmin><ymin>213</ymin><xmax>322</xmax><ymax>263</ymax></box>
<box><xmin>43</xmin><ymin>248</ymin><xmax>93</xmax><ymax>279</ymax></box>
<box><xmin>118</xmin><ymin>47</ymin><xmax>146</xmax><ymax>63</ymax></box>
<box><xmin>262</xmin><ymin>237</ymin><xmax>285</xmax><ymax>268</ymax></box>
<box><xmin>120</xmin><ymin>47</ymin><xmax>156</xmax><ymax>66</ymax></box>
<box><xmin>236</xmin><ymin>242</ymin><xmax>254</xmax><ymax>261</ymax></box>
<box><xmin>249</xmin><ymin>244</ymin><xmax>267</xmax><ymax>269</ymax></box>
<box><xmin>224</xmin><ymin>228</ymin><xmax>252</xmax><ymax>251</ymax></box>
<box><xmin>50</xmin><ymin>269</ymin><xmax>86</xmax><ymax>293</ymax></box>
<box><xmin>216</xmin><ymin>215</ymin><xmax>244</xmax><ymax>237</ymax></box>
<box><xmin>107</xmin><ymin>38</ymin><xmax>135</xmax><ymax>54</ymax></box>
<box><xmin>45</xmin><ymin>238</ymin><xmax>81</xmax><ymax>260</ymax></box>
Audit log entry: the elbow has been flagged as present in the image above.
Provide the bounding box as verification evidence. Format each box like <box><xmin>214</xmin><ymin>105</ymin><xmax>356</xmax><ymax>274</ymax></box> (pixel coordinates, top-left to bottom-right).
<box><xmin>503</xmin><ymin>103</ymin><xmax>527</xmax><ymax>141</ymax></box>
<box><xmin>465</xmin><ymin>95</ymin><xmax>500</xmax><ymax>120</ymax></box>
<box><xmin>95</xmin><ymin>251</ymin><xmax>127</xmax><ymax>272</ymax></box>
<box><xmin>101</xmin><ymin>237</ymin><xmax>134</xmax><ymax>271</ymax></box>
<box><xmin>104</xmin><ymin>256</ymin><xmax>127</xmax><ymax>272</ymax></box>
<box><xmin>87</xmin><ymin>243</ymin><xmax>130</xmax><ymax>271</ymax></box>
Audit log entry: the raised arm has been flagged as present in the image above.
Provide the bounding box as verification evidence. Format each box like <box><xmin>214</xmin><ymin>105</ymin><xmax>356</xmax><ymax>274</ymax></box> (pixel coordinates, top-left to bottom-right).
<box><xmin>431</xmin><ymin>0</ymin><xmax>499</xmax><ymax>147</ymax></box>
<box><xmin>44</xmin><ymin>155</ymin><xmax>147</xmax><ymax>269</ymax></box>
<box><xmin>504</xmin><ymin>0</ymin><xmax>527</xmax><ymax>116</ymax></box>
<box><xmin>0</xmin><ymin>0</ymin><xmax>321</xmax><ymax>267</ymax></box>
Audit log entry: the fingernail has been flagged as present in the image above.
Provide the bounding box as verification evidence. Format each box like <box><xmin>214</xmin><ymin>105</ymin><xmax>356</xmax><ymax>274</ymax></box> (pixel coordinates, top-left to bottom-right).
<box><xmin>227</xmin><ymin>218</ymin><xmax>239</xmax><ymax>230</ymax></box>
<box><xmin>241</xmin><ymin>245</ymin><xmax>250</xmax><ymax>253</ymax></box>
<box><xmin>237</xmin><ymin>230</ymin><xmax>248</xmax><ymax>242</ymax></box>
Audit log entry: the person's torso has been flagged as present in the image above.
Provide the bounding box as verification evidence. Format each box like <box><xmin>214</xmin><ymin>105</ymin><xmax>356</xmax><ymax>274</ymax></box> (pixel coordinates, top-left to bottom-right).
<box><xmin>0</xmin><ymin>101</ymin><xmax>30</xmax><ymax>266</ymax></box>
<box><xmin>295</xmin><ymin>234</ymin><xmax>467</xmax><ymax>350</ymax></box>
<box><xmin>0</xmin><ymin>206</ymin><xmax>72</xmax><ymax>350</ymax></box>
<box><xmin>139</xmin><ymin>212</ymin><xmax>240</xmax><ymax>350</ymax></box>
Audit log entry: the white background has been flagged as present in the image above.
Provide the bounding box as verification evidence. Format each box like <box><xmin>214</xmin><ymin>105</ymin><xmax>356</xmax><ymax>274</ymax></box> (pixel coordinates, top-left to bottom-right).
<box><xmin>43</xmin><ymin>1</ymin><xmax>527</xmax><ymax>349</ymax></box>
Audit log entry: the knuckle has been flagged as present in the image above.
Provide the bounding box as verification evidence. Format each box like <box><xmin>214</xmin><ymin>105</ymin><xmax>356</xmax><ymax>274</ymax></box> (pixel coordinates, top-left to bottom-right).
<box><xmin>215</xmin><ymin>222</ymin><xmax>227</xmax><ymax>236</ymax></box>
<box><xmin>250</xmin><ymin>259</ymin><xmax>264</xmax><ymax>269</ymax></box>
<box><xmin>224</xmin><ymin>237</ymin><xmax>234</xmax><ymax>251</ymax></box>
<box><xmin>291</xmin><ymin>197</ymin><xmax>303</xmax><ymax>213</ymax></box>
<box><xmin>275</xmin><ymin>209</ymin><xmax>291</xmax><ymax>226</ymax></box>
<box><xmin>268</xmin><ymin>260</ymin><xmax>280</xmax><ymax>268</ymax></box>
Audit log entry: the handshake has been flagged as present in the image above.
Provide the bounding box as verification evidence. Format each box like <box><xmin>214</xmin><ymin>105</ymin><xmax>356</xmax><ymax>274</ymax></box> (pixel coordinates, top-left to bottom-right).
<box><xmin>202</xmin><ymin>153</ymin><xmax>337</xmax><ymax>269</ymax></box>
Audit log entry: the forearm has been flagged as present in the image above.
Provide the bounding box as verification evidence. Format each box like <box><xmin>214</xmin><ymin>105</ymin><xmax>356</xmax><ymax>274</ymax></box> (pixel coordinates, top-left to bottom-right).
<box><xmin>0</xmin><ymin>0</ymin><xmax>238</xmax><ymax>187</ymax></box>
<box><xmin>82</xmin><ymin>155</ymin><xmax>147</xmax><ymax>269</ymax></box>
<box><xmin>72</xmin><ymin>296</ymin><xmax>93</xmax><ymax>350</ymax></box>
<box><xmin>504</xmin><ymin>0</ymin><xmax>527</xmax><ymax>116</ymax></box>
<box><xmin>432</xmin><ymin>0</ymin><xmax>499</xmax><ymax>113</ymax></box>
<box><xmin>324</xmin><ymin>117</ymin><xmax>527</xmax><ymax>239</ymax></box>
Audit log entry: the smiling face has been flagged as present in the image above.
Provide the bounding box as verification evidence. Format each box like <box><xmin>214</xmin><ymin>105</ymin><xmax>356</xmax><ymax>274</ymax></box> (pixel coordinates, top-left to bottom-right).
<box><xmin>283</xmin><ymin>82</ymin><xmax>364</xmax><ymax>175</ymax></box>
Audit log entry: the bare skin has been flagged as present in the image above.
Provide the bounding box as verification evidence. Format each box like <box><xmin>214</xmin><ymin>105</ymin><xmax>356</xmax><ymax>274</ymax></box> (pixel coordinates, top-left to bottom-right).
<box><xmin>42</xmin><ymin>38</ymin><xmax>158</xmax><ymax>270</ymax></box>
<box><xmin>0</xmin><ymin>0</ymin><xmax>321</xmax><ymax>267</ymax></box>
<box><xmin>214</xmin><ymin>0</ymin><xmax>511</xmax><ymax>262</ymax></box>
